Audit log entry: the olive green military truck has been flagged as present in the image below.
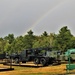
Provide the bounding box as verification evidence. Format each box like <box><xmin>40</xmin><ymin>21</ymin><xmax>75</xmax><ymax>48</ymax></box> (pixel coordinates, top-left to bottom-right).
<box><xmin>9</xmin><ymin>48</ymin><xmax>64</xmax><ymax>66</ymax></box>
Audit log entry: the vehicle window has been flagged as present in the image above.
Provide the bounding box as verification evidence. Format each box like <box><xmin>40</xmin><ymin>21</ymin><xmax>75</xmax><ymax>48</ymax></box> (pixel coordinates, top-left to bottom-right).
<box><xmin>27</xmin><ymin>50</ymin><xmax>32</xmax><ymax>54</ymax></box>
<box><xmin>38</xmin><ymin>50</ymin><xmax>46</xmax><ymax>55</ymax></box>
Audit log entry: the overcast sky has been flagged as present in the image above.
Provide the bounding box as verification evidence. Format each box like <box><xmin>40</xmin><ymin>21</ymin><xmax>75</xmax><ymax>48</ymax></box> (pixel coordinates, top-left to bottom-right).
<box><xmin>0</xmin><ymin>0</ymin><xmax>75</xmax><ymax>37</ymax></box>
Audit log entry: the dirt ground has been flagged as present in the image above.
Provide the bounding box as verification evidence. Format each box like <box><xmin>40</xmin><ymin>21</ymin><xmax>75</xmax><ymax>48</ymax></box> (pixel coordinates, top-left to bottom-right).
<box><xmin>0</xmin><ymin>63</ymin><xmax>75</xmax><ymax>75</ymax></box>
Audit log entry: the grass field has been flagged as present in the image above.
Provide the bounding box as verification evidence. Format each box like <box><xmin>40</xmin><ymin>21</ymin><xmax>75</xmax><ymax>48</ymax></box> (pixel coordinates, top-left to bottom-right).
<box><xmin>0</xmin><ymin>63</ymin><xmax>75</xmax><ymax>75</ymax></box>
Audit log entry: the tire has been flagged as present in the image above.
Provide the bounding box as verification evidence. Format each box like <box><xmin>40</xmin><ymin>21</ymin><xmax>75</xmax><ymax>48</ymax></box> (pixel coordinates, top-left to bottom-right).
<box><xmin>22</xmin><ymin>61</ymin><xmax>26</xmax><ymax>63</ymax></box>
<box><xmin>40</xmin><ymin>58</ymin><xmax>46</xmax><ymax>66</ymax></box>
<box><xmin>34</xmin><ymin>58</ymin><xmax>39</xmax><ymax>64</ymax></box>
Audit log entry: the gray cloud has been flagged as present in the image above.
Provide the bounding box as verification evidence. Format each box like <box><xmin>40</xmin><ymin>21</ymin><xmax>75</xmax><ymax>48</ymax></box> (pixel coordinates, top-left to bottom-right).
<box><xmin>32</xmin><ymin>0</ymin><xmax>75</xmax><ymax>35</ymax></box>
<box><xmin>0</xmin><ymin>0</ymin><xmax>75</xmax><ymax>37</ymax></box>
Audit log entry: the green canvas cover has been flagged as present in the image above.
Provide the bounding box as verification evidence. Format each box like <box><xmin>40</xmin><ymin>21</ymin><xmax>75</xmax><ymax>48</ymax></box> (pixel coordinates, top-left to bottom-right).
<box><xmin>65</xmin><ymin>49</ymin><xmax>75</xmax><ymax>56</ymax></box>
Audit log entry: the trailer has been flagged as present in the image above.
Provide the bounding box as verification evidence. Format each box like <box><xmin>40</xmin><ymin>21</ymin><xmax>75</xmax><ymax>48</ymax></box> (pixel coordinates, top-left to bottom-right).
<box><xmin>64</xmin><ymin>49</ymin><xmax>75</xmax><ymax>62</ymax></box>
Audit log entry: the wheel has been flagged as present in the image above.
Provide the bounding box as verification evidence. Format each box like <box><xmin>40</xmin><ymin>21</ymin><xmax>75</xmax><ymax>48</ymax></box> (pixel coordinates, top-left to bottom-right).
<box><xmin>22</xmin><ymin>61</ymin><xmax>26</xmax><ymax>63</ymax></box>
<box><xmin>40</xmin><ymin>58</ymin><xmax>46</xmax><ymax>66</ymax></box>
<box><xmin>34</xmin><ymin>58</ymin><xmax>39</xmax><ymax>64</ymax></box>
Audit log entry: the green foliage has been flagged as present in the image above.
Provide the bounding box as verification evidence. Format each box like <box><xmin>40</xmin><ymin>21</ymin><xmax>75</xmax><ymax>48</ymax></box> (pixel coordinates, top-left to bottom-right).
<box><xmin>4</xmin><ymin>34</ymin><xmax>14</xmax><ymax>44</ymax></box>
<box><xmin>0</xmin><ymin>38</ymin><xmax>7</xmax><ymax>53</ymax></box>
<box><xmin>27</xmin><ymin>30</ymin><xmax>33</xmax><ymax>36</ymax></box>
<box><xmin>0</xmin><ymin>26</ymin><xmax>75</xmax><ymax>53</ymax></box>
<box><xmin>42</xmin><ymin>31</ymin><xmax>48</xmax><ymax>37</ymax></box>
<box><xmin>54</xmin><ymin>26</ymin><xmax>73</xmax><ymax>52</ymax></box>
<box><xmin>23</xmin><ymin>30</ymin><xmax>36</xmax><ymax>49</ymax></box>
<box><xmin>33</xmin><ymin>33</ymin><xmax>55</xmax><ymax>49</ymax></box>
<box><xmin>11</xmin><ymin>36</ymin><xmax>24</xmax><ymax>53</ymax></box>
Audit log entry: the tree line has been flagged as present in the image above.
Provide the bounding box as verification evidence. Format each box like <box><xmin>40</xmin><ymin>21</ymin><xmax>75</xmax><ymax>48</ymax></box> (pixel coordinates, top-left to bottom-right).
<box><xmin>0</xmin><ymin>26</ymin><xmax>75</xmax><ymax>54</ymax></box>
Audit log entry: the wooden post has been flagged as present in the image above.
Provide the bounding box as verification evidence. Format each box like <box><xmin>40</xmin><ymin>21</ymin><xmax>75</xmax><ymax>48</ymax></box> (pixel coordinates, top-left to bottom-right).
<box><xmin>10</xmin><ymin>58</ymin><xmax>12</xmax><ymax>69</ymax></box>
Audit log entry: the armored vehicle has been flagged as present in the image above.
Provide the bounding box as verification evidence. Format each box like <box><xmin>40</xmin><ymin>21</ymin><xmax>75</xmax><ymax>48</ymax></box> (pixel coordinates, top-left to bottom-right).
<box><xmin>10</xmin><ymin>48</ymin><xmax>63</xmax><ymax>66</ymax></box>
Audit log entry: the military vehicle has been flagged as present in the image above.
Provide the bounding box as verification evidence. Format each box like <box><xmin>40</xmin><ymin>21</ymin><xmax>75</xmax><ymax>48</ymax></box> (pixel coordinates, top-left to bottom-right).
<box><xmin>9</xmin><ymin>48</ymin><xmax>63</xmax><ymax>66</ymax></box>
<box><xmin>64</xmin><ymin>49</ymin><xmax>75</xmax><ymax>62</ymax></box>
<box><xmin>0</xmin><ymin>52</ymin><xmax>8</xmax><ymax>59</ymax></box>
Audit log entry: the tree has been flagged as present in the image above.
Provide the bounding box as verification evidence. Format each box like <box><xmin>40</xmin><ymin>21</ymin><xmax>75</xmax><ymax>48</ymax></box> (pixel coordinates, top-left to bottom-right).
<box><xmin>54</xmin><ymin>26</ymin><xmax>73</xmax><ymax>52</ymax></box>
<box><xmin>48</xmin><ymin>33</ymin><xmax>56</xmax><ymax>48</ymax></box>
<box><xmin>69</xmin><ymin>37</ymin><xmax>75</xmax><ymax>48</ymax></box>
<box><xmin>23</xmin><ymin>30</ymin><xmax>36</xmax><ymax>49</ymax></box>
<box><xmin>42</xmin><ymin>31</ymin><xmax>48</xmax><ymax>37</ymax></box>
<box><xmin>10</xmin><ymin>36</ymin><xmax>24</xmax><ymax>53</ymax></box>
<box><xmin>4</xmin><ymin>34</ymin><xmax>14</xmax><ymax>44</ymax></box>
<box><xmin>27</xmin><ymin>30</ymin><xmax>33</xmax><ymax>36</ymax></box>
<box><xmin>0</xmin><ymin>38</ymin><xmax>7</xmax><ymax>53</ymax></box>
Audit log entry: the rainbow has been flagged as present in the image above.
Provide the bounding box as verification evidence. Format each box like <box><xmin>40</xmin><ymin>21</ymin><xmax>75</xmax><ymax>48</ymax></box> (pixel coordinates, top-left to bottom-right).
<box><xmin>22</xmin><ymin>0</ymin><xmax>68</xmax><ymax>36</ymax></box>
